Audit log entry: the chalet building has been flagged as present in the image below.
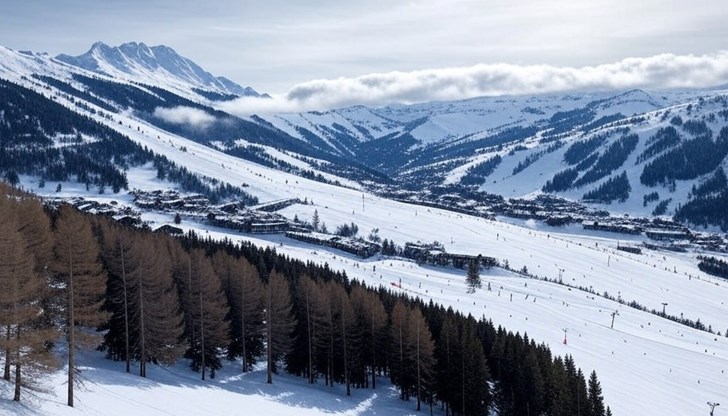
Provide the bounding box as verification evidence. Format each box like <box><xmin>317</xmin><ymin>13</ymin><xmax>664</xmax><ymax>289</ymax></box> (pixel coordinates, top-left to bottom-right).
<box><xmin>645</xmin><ymin>229</ymin><xmax>692</xmax><ymax>241</ymax></box>
<box><xmin>251</xmin><ymin>198</ymin><xmax>302</xmax><ymax>212</ymax></box>
<box><xmin>286</xmin><ymin>231</ymin><xmax>380</xmax><ymax>258</ymax></box>
<box><xmin>616</xmin><ymin>245</ymin><xmax>642</xmax><ymax>254</ymax></box>
<box><xmin>207</xmin><ymin>212</ymin><xmax>290</xmax><ymax>234</ymax></box>
<box><xmin>403</xmin><ymin>242</ymin><xmax>497</xmax><ymax>269</ymax></box>
<box><xmin>155</xmin><ymin>224</ymin><xmax>184</xmax><ymax>236</ymax></box>
<box><xmin>583</xmin><ymin>221</ymin><xmax>642</xmax><ymax>235</ymax></box>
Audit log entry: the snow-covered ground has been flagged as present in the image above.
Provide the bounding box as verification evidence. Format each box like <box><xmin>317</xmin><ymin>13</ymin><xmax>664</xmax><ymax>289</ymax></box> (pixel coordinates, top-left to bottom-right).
<box><xmin>5</xmin><ymin>70</ymin><xmax>728</xmax><ymax>414</ymax></box>
<box><xmin>0</xmin><ymin>347</ymin><xmax>422</xmax><ymax>416</ymax></box>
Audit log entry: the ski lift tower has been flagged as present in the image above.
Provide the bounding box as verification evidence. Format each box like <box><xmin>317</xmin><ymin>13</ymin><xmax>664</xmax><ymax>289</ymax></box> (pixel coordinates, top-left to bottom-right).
<box><xmin>708</xmin><ymin>402</ymin><xmax>719</xmax><ymax>416</ymax></box>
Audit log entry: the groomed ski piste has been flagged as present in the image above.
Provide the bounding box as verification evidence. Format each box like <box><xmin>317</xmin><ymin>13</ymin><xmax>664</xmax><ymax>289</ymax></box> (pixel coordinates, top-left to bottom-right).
<box><xmin>2</xmin><ymin>72</ymin><xmax>728</xmax><ymax>415</ymax></box>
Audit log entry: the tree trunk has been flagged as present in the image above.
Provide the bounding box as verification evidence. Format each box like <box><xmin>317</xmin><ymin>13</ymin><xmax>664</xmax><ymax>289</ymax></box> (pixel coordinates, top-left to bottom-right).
<box><xmin>342</xmin><ymin>309</ymin><xmax>349</xmax><ymax>396</ymax></box>
<box><xmin>139</xmin><ymin>269</ymin><xmax>146</xmax><ymax>378</ymax></box>
<box><xmin>199</xmin><ymin>280</ymin><xmax>206</xmax><ymax>381</ymax></box>
<box><xmin>266</xmin><ymin>282</ymin><xmax>272</xmax><ymax>384</ymax></box>
<box><xmin>306</xmin><ymin>291</ymin><xmax>313</xmax><ymax>384</ymax></box>
<box><xmin>120</xmin><ymin>239</ymin><xmax>130</xmax><ymax>374</ymax></box>
<box><xmin>399</xmin><ymin>326</ymin><xmax>404</xmax><ymax>399</ymax></box>
<box><xmin>371</xmin><ymin>311</ymin><xmax>376</xmax><ymax>390</ymax></box>
<box><xmin>3</xmin><ymin>326</ymin><xmax>9</xmax><ymax>381</ymax></box>
<box><xmin>241</xmin><ymin>278</ymin><xmax>247</xmax><ymax>373</ymax></box>
<box><xmin>67</xmin><ymin>247</ymin><xmax>75</xmax><ymax>408</ymax></box>
<box><xmin>416</xmin><ymin>321</ymin><xmax>421</xmax><ymax>411</ymax></box>
<box><xmin>13</xmin><ymin>356</ymin><xmax>21</xmax><ymax>402</ymax></box>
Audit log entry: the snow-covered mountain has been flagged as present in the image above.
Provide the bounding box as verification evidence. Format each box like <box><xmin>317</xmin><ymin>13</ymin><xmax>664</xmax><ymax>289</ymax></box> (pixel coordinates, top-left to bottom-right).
<box><xmin>255</xmin><ymin>88</ymin><xmax>728</xmax><ymax>229</ymax></box>
<box><xmin>2</xmin><ymin>41</ymin><xmax>728</xmax><ymax>416</ymax></box>
<box><xmin>3</xmin><ymin>41</ymin><xmax>728</xmax><ymax>229</ymax></box>
<box><xmin>56</xmin><ymin>41</ymin><xmax>264</xmax><ymax>99</ymax></box>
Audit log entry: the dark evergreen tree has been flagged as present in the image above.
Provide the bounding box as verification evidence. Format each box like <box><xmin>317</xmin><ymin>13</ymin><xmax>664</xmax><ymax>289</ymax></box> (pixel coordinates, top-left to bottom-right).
<box><xmin>466</xmin><ymin>257</ymin><xmax>482</xmax><ymax>294</ymax></box>
<box><xmin>587</xmin><ymin>370</ymin><xmax>606</xmax><ymax>416</ymax></box>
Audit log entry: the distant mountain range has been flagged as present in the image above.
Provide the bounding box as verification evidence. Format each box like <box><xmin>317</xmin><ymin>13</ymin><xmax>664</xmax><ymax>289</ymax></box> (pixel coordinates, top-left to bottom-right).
<box><xmin>56</xmin><ymin>41</ymin><xmax>265</xmax><ymax>98</ymax></box>
<box><xmin>1</xmin><ymin>41</ymin><xmax>727</xmax><ymax>229</ymax></box>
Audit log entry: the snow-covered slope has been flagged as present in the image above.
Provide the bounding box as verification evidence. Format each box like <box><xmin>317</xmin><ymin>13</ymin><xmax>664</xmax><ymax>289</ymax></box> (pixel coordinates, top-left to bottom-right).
<box><xmin>3</xmin><ymin>41</ymin><xmax>728</xmax><ymax>415</ymax></box>
<box><xmin>264</xmin><ymin>89</ymin><xmax>678</xmax><ymax>148</ymax></box>
<box><xmin>56</xmin><ymin>41</ymin><xmax>263</xmax><ymax>98</ymax></box>
<box><xmin>7</xmin><ymin>89</ymin><xmax>727</xmax><ymax>415</ymax></box>
<box><xmin>0</xmin><ymin>347</ymin><xmax>416</xmax><ymax>416</ymax></box>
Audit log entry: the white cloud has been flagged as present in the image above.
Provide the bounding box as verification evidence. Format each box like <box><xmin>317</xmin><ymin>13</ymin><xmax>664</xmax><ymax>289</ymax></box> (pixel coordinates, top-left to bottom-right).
<box><xmin>221</xmin><ymin>52</ymin><xmax>728</xmax><ymax>115</ymax></box>
<box><xmin>153</xmin><ymin>106</ymin><xmax>216</xmax><ymax>128</ymax></box>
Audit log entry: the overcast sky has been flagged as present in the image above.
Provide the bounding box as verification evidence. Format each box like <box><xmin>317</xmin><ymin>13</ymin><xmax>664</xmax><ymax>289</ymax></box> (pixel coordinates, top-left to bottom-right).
<box><xmin>3</xmin><ymin>0</ymin><xmax>728</xmax><ymax>110</ymax></box>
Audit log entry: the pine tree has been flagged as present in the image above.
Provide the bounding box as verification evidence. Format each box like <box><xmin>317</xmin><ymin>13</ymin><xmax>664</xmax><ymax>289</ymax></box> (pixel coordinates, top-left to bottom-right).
<box><xmin>331</xmin><ymin>282</ymin><xmax>355</xmax><ymax>395</ymax></box>
<box><xmin>312</xmin><ymin>209</ymin><xmax>320</xmax><ymax>232</ymax></box>
<box><xmin>212</xmin><ymin>252</ymin><xmax>264</xmax><ymax>372</ymax></box>
<box><xmin>460</xmin><ymin>318</ymin><xmax>491</xmax><ymax>416</ymax></box>
<box><xmin>547</xmin><ymin>356</ymin><xmax>574</xmax><ymax>416</ymax></box>
<box><xmin>349</xmin><ymin>285</ymin><xmax>387</xmax><ymax>389</ymax></box>
<box><xmin>53</xmin><ymin>205</ymin><xmax>108</xmax><ymax>407</ymax></box>
<box><xmin>521</xmin><ymin>349</ymin><xmax>545</xmax><ymax>415</ymax></box>
<box><xmin>289</xmin><ymin>275</ymin><xmax>318</xmax><ymax>383</ymax></box>
<box><xmin>98</xmin><ymin>224</ymin><xmax>135</xmax><ymax>372</ymax></box>
<box><xmin>312</xmin><ymin>279</ymin><xmax>337</xmax><ymax>386</ymax></box>
<box><xmin>3</xmin><ymin>196</ymin><xmax>53</xmax><ymax>382</ymax></box>
<box><xmin>390</xmin><ymin>300</ymin><xmax>413</xmax><ymax>400</ymax></box>
<box><xmin>466</xmin><ymin>257</ymin><xmax>482</xmax><ymax>293</ymax></box>
<box><xmin>587</xmin><ymin>370</ymin><xmax>606</xmax><ymax>416</ymax></box>
<box><xmin>185</xmin><ymin>250</ymin><xmax>229</xmax><ymax>380</ymax></box>
<box><xmin>266</xmin><ymin>270</ymin><xmax>295</xmax><ymax>383</ymax></box>
<box><xmin>435</xmin><ymin>313</ymin><xmax>461</xmax><ymax>416</ymax></box>
<box><xmin>409</xmin><ymin>307</ymin><xmax>435</xmax><ymax>412</ymax></box>
<box><xmin>130</xmin><ymin>236</ymin><xmax>184</xmax><ymax>377</ymax></box>
<box><xmin>0</xmin><ymin>208</ymin><xmax>56</xmax><ymax>402</ymax></box>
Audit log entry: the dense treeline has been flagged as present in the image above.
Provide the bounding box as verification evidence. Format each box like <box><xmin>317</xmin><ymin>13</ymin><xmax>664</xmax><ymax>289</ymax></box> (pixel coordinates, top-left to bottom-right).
<box><xmin>675</xmin><ymin>169</ymin><xmax>728</xmax><ymax>230</ymax></box>
<box><xmin>460</xmin><ymin>155</ymin><xmax>502</xmax><ymax>186</ymax></box>
<box><xmin>652</xmin><ymin>198</ymin><xmax>672</xmax><ymax>216</ymax></box>
<box><xmin>512</xmin><ymin>150</ymin><xmax>543</xmax><ymax>175</ymax></box>
<box><xmin>696</xmin><ymin>256</ymin><xmax>728</xmax><ymax>280</ymax></box>
<box><xmin>690</xmin><ymin>168</ymin><xmax>727</xmax><ymax>199</ymax></box>
<box><xmin>547</xmin><ymin>108</ymin><xmax>595</xmax><ymax>136</ymax></box>
<box><xmin>542</xmin><ymin>168</ymin><xmax>579</xmax><ymax>193</ymax></box>
<box><xmin>635</xmin><ymin>126</ymin><xmax>681</xmax><ymax>164</ymax></box>
<box><xmin>32</xmin><ymin>75</ymin><xmax>119</xmax><ymax>113</ymax></box>
<box><xmin>582</xmin><ymin>171</ymin><xmax>631</xmax><ymax>203</ymax></box>
<box><xmin>0</xmin><ymin>184</ymin><xmax>609</xmax><ymax>415</ymax></box>
<box><xmin>563</xmin><ymin>134</ymin><xmax>607</xmax><ymax>165</ymax></box>
<box><xmin>581</xmin><ymin>113</ymin><xmax>625</xmax><ymax>132</ymax></box>
<box><xmin>641</xmin><ymin>127</ymin><xmax>728</xmax><ymax>187</ymax></box>
<box><xmin>643</xmin><ymin>191</ymin><xmax>659</xmax><ymax>206</ymax></box>
<box><xmin>0</xmin><ymin>78</ymin><xmax>255</xmax><ymax>204</ymax></box>
<box><xmin>573</xmin><ymin>134</ymin><xmax>638</xmax><ymax>188</ymax></box>
<box><xmin>682</xmin><ymin>119</ymin><xmax>711</xmax><ymax>137</ymax></box>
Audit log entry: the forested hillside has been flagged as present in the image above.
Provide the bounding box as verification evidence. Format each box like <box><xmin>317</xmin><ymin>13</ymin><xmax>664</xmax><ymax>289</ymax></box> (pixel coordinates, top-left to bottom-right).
<box><xmin>0</xmin><ymin>184</ymin><xmax>610</xmax><ymax>415</ymax></box>
<box><xmin>0</xmin><ymin>78</ymin><xmax>256</xmax><ymax>203</ymax></box>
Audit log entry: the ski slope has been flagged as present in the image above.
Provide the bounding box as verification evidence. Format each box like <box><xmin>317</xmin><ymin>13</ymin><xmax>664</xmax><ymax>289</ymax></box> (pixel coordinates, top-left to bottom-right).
<box><xmin>0</xmin><ymin>347</ymin><xmax>419</xmax><ymax>416</ymax></box>
<box><xmin>8</xmin><ymin>81</ymin><xmax>728</xmax><ymax>415</ymax></box>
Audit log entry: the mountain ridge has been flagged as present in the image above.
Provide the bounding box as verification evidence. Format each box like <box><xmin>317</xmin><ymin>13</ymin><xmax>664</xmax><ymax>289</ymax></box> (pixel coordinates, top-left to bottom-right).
<box><xmin>2</xmin><ymin>41</ymin><xmax>728</xmax><ymax>229</ymax></box>
<box><xmin>56</xmin><ymin>41</ymin><xmax>264</xmax><ymax>98</ymax></box>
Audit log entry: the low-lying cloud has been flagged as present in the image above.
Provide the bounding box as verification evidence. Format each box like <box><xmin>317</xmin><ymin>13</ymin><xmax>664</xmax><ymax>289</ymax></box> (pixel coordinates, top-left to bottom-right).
<box><xmin>221</xmin><ymin>52</ymin><xmax>728</xmax><ymax>115</ymax></box>
<box><xmin>153</xmin><ymin>106</ymin><xmax>216</xmax><ymax>128</ymax></box>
